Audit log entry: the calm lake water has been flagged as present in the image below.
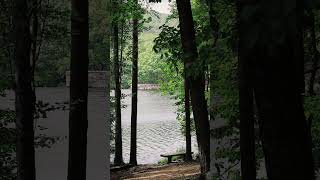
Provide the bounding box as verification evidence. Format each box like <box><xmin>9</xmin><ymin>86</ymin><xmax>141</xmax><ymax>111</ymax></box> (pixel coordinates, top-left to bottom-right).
<box><xmin>0</xmin><ymin>87</ymin><xmax>198</xmax><ymax>179</ymax></box>
<box><xmin>112</xmin><ymin>89</ymin><xmax>198</xmax><ymax>164</ymax></box>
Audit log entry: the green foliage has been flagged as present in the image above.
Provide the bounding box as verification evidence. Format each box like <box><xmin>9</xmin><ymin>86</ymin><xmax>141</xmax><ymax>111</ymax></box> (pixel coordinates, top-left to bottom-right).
<box><xmin>0</xmin><ymin>109</ymin><xmax>16</xmax><ymax>180</ymax></box>
<box><xmin>152</xmin><ymin>12</ymin><xmax>196</xmax><ymax>134</ymax></box>
<box><xmin>0</xmin><ymin>98</ymin><xmax>66</xmax><ymax>180</ymax></box>
<box><xmin>0</xmin><ymin>0</ymin><xmax>14</xmax><ymax>91</ymax></box>
<box><xmin>144</xmin><ymin>11</ymin><xmax>176</xmax><ymax>33</ymax></box>
<box><xmin>139</xmin><ymin>33</ymin><xmax>165</xmax><ymax>84</ymax></box>
<box><xmin>33</xmin><ymin>0</ymin><xmax>71</xmax><ymax>86</ymax></box>
<box><xmin>305</xmin><ymin>95</ymin><xmax>320</xmax><ymax>168</ymax></box>
<box><xmin>152</xmin><ymin>0</ymin><xmax>243</xmax><ymax>177</ymax></box>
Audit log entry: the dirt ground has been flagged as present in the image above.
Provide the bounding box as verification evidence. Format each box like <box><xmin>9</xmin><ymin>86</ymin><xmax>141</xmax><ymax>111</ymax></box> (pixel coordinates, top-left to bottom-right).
<box><xmin>111</xmin><ymin>162</ymin><xmax>201</xmax><ymax>180</ymax></box>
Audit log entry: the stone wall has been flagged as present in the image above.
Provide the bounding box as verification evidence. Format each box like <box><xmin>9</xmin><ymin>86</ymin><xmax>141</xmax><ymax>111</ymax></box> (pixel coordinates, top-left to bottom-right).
<box><xmin>66</xmin><ymin>71</ymin><xmax>109</xmax><ymax>88</ymax></box>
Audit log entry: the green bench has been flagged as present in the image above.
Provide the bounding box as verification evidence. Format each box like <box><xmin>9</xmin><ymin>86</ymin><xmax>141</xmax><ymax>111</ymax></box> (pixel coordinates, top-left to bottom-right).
<box><xmin>160</xmin><ymin>152</ymin><xmax>193</xmax><ymax>163</ymax></box>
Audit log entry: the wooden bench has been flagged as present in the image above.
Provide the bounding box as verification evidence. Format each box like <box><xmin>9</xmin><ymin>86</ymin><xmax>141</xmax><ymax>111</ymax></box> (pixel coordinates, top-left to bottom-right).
<box><xmin>160</xmin><ymin>152</ymin><xmax>193</xmax><ymax>163</ymax></box>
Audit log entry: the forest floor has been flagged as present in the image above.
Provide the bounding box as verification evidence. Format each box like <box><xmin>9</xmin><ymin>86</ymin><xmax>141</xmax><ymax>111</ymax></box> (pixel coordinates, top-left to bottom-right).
<box><xmin>111</xmin><ymin>162</ymin><xmax>201</xmax><ymax>180</ymax></box>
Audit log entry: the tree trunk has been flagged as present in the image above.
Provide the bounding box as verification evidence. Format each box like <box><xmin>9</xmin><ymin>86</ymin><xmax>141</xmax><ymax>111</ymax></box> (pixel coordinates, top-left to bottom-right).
<box><xmin>119</xmin><ymin>22</ymin><xmax>125</xmax><ymax>83</ymax></box>
<box><xmin>129</xmin><ymin>3</ymin><xmax>138</xmax><ymax>165</ymax></box>
<box><xmin>184</xmin><ymin>71</ymin><xmax>192</xmax><ymax>161</ymax></box>
<box><xmin>105</xmin><ymin>36</ymin><xmax>111</xmax><ymax>180</ymax></box>
<box><xmin>176</xmin><ymin>0</ymin><xmax>210</xmax><ymax>176</ymax></box>
<box><xmin>68</xmin><ymin>0</ymin><xmax>89</xmax><ymax>179</ymax></box>
<box><xmin>105</xmin><ymin>1</ymin><xmax>112</xmax><ymax>178</ymax></box>
<box><xmin>113</xmin><ymin>1</ymin><xmax>124</xmax><ymax>165</ymax></box>
<box><xmin>206</xmin><ymin>1</ymin><xmax>219</xmax><ymax>175</ymax></box>
<box><xmin>238</xmin><ymin>25</ymin><xmax>256</xmax><ymax>179</ymax></box>
<box><xmin>236</xmin><ymin>1</ymin><xmax>256</xmax><ymax>179</ymax></box>
<box><xmin>14</xmin><ymin>0</ymin><xmax>36</xmax><ymax>179</ymax></box>
<box><xmin>238</xmin><ymin>0</ymin><xmax>314</xmax><ymax>179</ymax></box>
<box><xmin>30</xmin><ymin>0</ymin><xmax>38</xmax><ymax>88</ymax></box>
<box><xmin>30</xmin><ymin>0</ymin><xmax>38</xmax><ymax>132</ymax></box>
<box><xmin>307</xmin><ymin>11</ymin><xmax>319</xmax><ymax>96</ymax></box>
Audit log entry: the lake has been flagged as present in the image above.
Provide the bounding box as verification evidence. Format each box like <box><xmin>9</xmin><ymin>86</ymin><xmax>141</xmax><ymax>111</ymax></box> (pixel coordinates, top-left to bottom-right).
<box><xmin>0</xmin><ymin>87</ymin><xmax>198</xmax><ymax>180</ymax></box>
<box><xmin>112</xmin><ymin>89</ymin><xmax>198</xmax><ymax>164</ymax></box>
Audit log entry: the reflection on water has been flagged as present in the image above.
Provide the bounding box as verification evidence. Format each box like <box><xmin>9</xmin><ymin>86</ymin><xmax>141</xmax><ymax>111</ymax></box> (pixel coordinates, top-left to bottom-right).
<box><xmin>111</xmin><ymin>89</ymin><xmax>198</xmax><ymax>164</ymax></box>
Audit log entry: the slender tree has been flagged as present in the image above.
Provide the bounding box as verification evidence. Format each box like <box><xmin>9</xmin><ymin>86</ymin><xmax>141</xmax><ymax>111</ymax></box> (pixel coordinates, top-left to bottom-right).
<box><xmin>129</xmin><ymin>0</ymin><xmax>139</xmax><ymax>166</ymax></box>
<box><xmin>238</xmin><ymin>0</ymin><xmax>314</xmax><ymax>179</ymax></box>
<box><xmin>105</xmin><ymin>11</ymin><xmax>111</xmax><ymax>180</ymax></box>
<box><xmin>184</xmin><ymin>70</ymin><xmax>192</xmax><ymax>161</ymax></box>
<box><xmin>14</xmin><ymin>0</ymin><xmax>36</xmax><ymax>179</ymax></box>
<box><xmin>176</xmin><ymin>0</ymin><xmax>210</xmax><ymax>176</ymax></box>
<box><xmin>105</xmin><ymin>0</ymin><xmax>112</xmax><ymax>178</ymax></box>
<box><xmin>112</xmin><ymin>0</ymin><xmax>124</xmax><ymax>165</ymax></box>
<box><xmin>67</xmin><ymin>0</ymin><xmax>89</xmax><ymax>179</ymax></box>
<box><xmin>30</xmin><ymin>0</ymin><xmax>38</xmax><ymax>87</ymax></box>
<box><xmin>206</xmin><ymin>1</ymin><xmax>219</xmax><ymax>175</ymax></box>
<box><xmin>236</xmin><ymin>1</ymin><xmax>256</xmax><ymax>179</ymax></box>
<box><xmin>238</xmin><ymin>27</ymin><xmax>256</xmax><ymax>179</ymax></box>
<box><xmin>307</xmin><ymin>11</ymin><xmax>319</xmax><ymax>96</ymax></box>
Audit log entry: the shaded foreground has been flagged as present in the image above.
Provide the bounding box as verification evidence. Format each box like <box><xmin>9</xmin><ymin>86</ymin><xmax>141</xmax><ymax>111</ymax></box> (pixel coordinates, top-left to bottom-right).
<box><xmin>111</xmin><ymin>162</ymin><xmax>200</xmax><ymax>180</ymax></box>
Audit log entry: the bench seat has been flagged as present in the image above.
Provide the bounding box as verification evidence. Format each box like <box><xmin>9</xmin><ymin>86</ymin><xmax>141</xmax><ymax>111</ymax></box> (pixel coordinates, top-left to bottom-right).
<box><xmin>160</xmin><ymin>152</ymin><xmax>193</xmax><ymax>163</ymax></box>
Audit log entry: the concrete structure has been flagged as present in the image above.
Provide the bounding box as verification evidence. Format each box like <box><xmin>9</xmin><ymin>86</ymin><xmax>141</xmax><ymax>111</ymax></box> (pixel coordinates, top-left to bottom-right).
<box><xmin>137</xmin><ymin>84</ymin><xmax>160</xmax><ymax>90</ymax></box>
<box><xmin>66</xmin><ymin>71</ymin><xmax>109</xmax><ymax>88</ymax></box>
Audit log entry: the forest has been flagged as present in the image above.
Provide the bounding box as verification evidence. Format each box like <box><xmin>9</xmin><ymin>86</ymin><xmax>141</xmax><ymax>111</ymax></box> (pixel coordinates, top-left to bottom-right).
<box><xmin>1</xmin><ymin>0</ymin><xmax>320</xmax><ymax>179</ymax></box>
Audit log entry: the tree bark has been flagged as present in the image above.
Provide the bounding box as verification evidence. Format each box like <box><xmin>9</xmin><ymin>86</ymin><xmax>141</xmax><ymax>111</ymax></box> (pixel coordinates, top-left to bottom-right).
<box><xmin>176</xmin><ymin>0</ymin><xmax>210</xmax><ymax>176</ymax></box>
<box><xmin>236</xmin><ymin>1</ymin><xmax>256</xmax><ymax>179</ymax></box>
<box><xmin>68</xmin><ymin>0</ymin><xmax>89</xmax><ymax>179</ymax></box>
<box><xmin>106</xmin><ymin>16</ymin><xmax>111</xmax><ymax>180</ymax></box>
<box><xmin>119</xmin><ymin>23</ymin><xmax>124</xmax><ymax>83</ymax></box>
<box><xmin>184</xmin><ymin>70</ymin><xmax>192</xmax><ymax>161</ymax></box>
<box><xmin>206</xmin><ymin>1</ymin><xmax>219</xmax><ymax>175</ymax></box>
<box><xmin>14</xmin><ymin>0</ymin><xmax>36</xmax><ymax>179</ymax></box>
<box><xmin>113</xmin><ymin>1</ymin><xmax>124</xmax><ymax>165</ymax></box>
<box><xmin>238</xmin><ymin>29</ymin><xmax>256</xmax><ymax>179</ymax></box>
<box><xmin>307</xmin><ymin>11</ymin><xmax>319</xmax><ymax>96</ymax></box>
<box><xmin>238</xmin><ymin>0</ymin><xmax>314</xmax><ymax>179</ymax></box>
<box><xmin>130</xmin><ymin>3</ymin><xmax>139</xmax><ymax>165</ymax></box>
<box><xmin>30</xmin><ymin>0</ymin><xmax>38</xmax><ymax>88</ymax></box>
<box><xmin>105</xmin><ymin>0</ymin><xmax>112</xmax><ymax>177</ymax></box>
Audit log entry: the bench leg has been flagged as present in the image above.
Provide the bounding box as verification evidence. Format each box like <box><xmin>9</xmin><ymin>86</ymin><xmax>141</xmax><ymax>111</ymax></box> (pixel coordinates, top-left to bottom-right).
<box><xmin>168</xmin><ymin>157</ymin><xmax>172</xmax><ymax>163</ymax></box>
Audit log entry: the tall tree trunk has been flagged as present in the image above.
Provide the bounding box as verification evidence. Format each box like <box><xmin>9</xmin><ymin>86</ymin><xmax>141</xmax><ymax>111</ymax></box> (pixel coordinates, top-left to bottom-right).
<box><xmin>30</xmin><ymin>0</ymin><xmax>38</xmax><ymax>88</ymax></box>
<box><xmin>184</xmin><ymin>70</ymin><xmax>192</xmax><ymax>161</ymax></box>
<box><xmin>105</xmin><ymin>54</ymin><xmax>111</xmax><ymax>177</ymax></box>
<box><xmin>68</xmin><ymin>0</ymin><xmax>89</xmax><ymax>179</ymax></box>
<box><xmin>307</xmin><ymin>11</ymin><xmax>319</xmax><ymax>96</ymax></box>
<box><xmin>238</xmin><ymin>26</ymin><xmax>256</xmax><ymax>179</ymax></box>
<box><xmin>206</xmin><ymin>1</ymin><xmax>219</xmax><ymax>176</ymax></box>
<box><xmin>238</xmin><ymin>0</ymin><xmax>314</xmax><ymax>179</ymax></box>
<box><xmin>119</xmin><ymin>22</ymin><xmax>125</xmax><ymax>83</ymax></box>
<box><xmin>176</xmin><ymin>0</ymin><xmax>210</xmax><ymax>176</ymax></box>
<box><xmin>113</xmin><ymin>1</ymin><xmax>124</xmax><ymax>165</ymax></box>
<box><xmin>14</xmin><ymin>0</ymin><xmax>36</xmax><ymax>179</ymax></box>
<box><xmin>105</xmin><ymin>12</ymin><xmax>111</xmax><ymax>179</ymax></box>
<box><xmin>129</xmin><ymin>2</ymin><xmax>138</xmax><ymax>165</ymax></box>
<box><xmin>236</xmin><ymin>1</ymin><xmax>256</xmax><ymax>179</ymax></box>
<box><xmin>30</xmin><ymin>0</ymin><xmax>38</xmax><ymax>131</ymax></box>
<box><xmin>104</xmin><ymin>0</ymin><xmax>112</xmax><ymax>178</ymax></box>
